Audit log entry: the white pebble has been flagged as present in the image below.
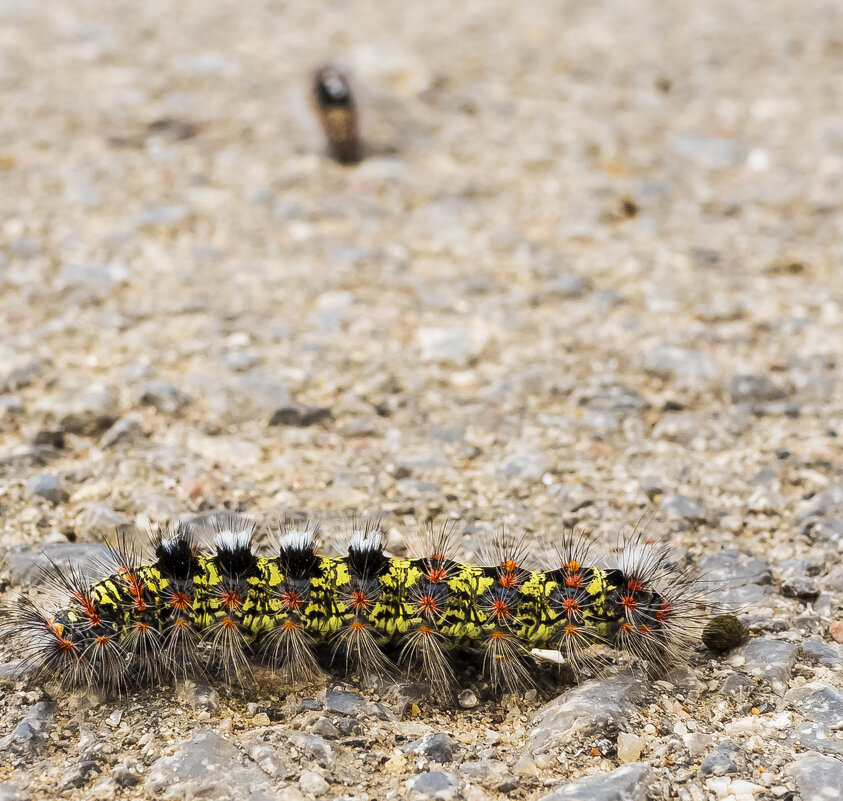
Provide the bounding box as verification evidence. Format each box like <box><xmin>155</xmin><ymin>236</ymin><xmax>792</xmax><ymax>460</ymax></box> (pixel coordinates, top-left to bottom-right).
<box><xmin>299</xmin><ymin>771</ymin><xmax>328</xmax><ymax>797</ymax></box>
<box><xmin>617</xmin><ymin>732</ymin><xmax>645</xmax><ymax>763</ymax></box>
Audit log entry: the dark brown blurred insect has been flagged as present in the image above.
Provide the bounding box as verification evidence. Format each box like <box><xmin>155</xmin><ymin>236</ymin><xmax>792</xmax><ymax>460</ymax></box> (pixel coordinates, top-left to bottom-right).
<box><xmin>312</xmin><ymin>65</ymin><xmax>363</xmax><ymax>165</ymax></box>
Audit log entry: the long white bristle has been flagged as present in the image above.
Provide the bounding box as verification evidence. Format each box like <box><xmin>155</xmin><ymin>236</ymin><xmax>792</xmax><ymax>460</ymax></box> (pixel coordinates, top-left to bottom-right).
<box><xmin>214</xmin><ymin>529</ymin><xmax>253</xmax><ymax>551</ymax></box>
<box><xmin>349</xmin><ymin>528</ymin><xmax>382</xmax><ymax>552</ymax></box>
<box><xmin>279</xmin><ymin>528</ymin><xmax>315</xmax><ymax>551</ymax></box>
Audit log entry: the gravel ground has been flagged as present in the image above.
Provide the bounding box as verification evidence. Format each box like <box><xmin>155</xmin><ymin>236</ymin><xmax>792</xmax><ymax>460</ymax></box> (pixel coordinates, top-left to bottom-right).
<box><xmin>1</xmin><ymin>0</ymin><xmax>842</xmax><ymax>799</ymax></box>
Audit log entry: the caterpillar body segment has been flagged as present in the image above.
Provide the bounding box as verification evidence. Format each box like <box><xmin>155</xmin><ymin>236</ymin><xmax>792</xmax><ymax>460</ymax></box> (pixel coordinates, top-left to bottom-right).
<box><xmin>1</xmin><ymin>518</ymin><xmax>709</xmax><ymax>701</ymax></box>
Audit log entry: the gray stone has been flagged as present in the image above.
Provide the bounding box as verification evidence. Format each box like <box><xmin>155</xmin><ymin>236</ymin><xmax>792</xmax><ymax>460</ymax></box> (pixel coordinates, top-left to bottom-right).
<box><xmin>800</xmin><ymin>485</ymin><xmax>843</xmax><ymax>519</ymax></box>
<box><xmin>823</xmin><ymin>565</ymin><xmax>843</xmax><ymax>593</ymax></box>
<box><xmin>287</xmin><ymin>732</ymin><xmax>333</xmax><ymax>767</ymax></box>
<box><xmin>1</xmin><ymin>542</ymin><xmax>105</xmax><ymax>586</ymax></box>
<box><xmin>496</xmin><ymin>441</ymin><xmax>548</xmax><ymax>481</ymax></box>
<box><xmin>0</xmin><ymin>395</ymin><xmax>24</xmax><ymax>423</ymax></box>
<box><xmin>731</xmin><ymin>637</ymin><xmax>798</xmax><ymax>692</ymax></box>
<box><xmin>641</xmin><ymin>347</ymin><xmax>719</xmax><ymax>385</ymax></box>
<box><xmin>145</xmin><ymin>730</ymin><xmax>272</xmax><ymax>800</ymax></box>
<box><xmin>269</xmin><ymin>404</ymin><xmax>333</xmax><ymax>427</ymax></box>
<box><xmin>406</xmin><ymin>771</ymin><xmax>458</xmax><ymax>799</ymax></box>
<box><xmin>727</xmin><ymin>373</ymin><xmax>787</xmax><ymax>405</ymax></box>
<box><xmin>74</xmin><ymin>502</ymin><xmax>131</xmax><ymax>539</ymax></box>
<box><xmin>141</xmin><ymin>381</ymin><xmax>192</xmax><ymax>414</ymax></box>
<box><xmin>417</xmin><ymin>327</ymin><xmax>477</xmax><ymax>366</ymax></box>
<box><xmin>55</xmin><ymin>262</ymin><xmax>128</xmax><ymax>298</ymax></box>
<box><xmin>47</xmin><ymin>382</ymin><xmax>119</xmax><ymax>435</ymax></box>
<box><xmin>672</xmin><ymin>131</ymin><xmax>739</xmax><ymax>168</ymax></box>
<box><xmin>528</xmin><ymin>675</ymin><xmax>643</xmax><ymax>754</ymax></box>
<box><xmin>788</xmin><ymin>753</ymin><xmax>843</xmax><ymax>801</ymax></box>
<box><xmin>99</xmin><ymin>414</ymin><xmax>145</xmax><ymax>448</ymax></box>
<box><xmin>459</xmin><ymin>759</ymin><xmax>512</xmax><ymax>790</ymax></box>
<box><xmin>396</xmin><ymin>478</ymin><xmax>440</xmax><ymax>497</ymax></box>
<box><xmin>0</xmin><ymin>783</ymin><xmax>21</xmax><ymax>801</ymax></box>
<box><xmin>660</xmin><ymin>493</ymin><xmax>706</xmax><ymax>522</ymax></box>
<box><xmin>782</xmin><ymin>574</ymin><xmax>821</xmax><ymax>600</ymax></box>
<box><xmin>310</xmin><ymin>717</ymin><xmax>339</xmax><ymax>739</ymax></box>
<box><xmin>788</xmin><ymin>722</ymin><xmax>843</xmax><ymax>756</ymax></box>
<box><xmin>700</xmin><ymin>549</ymin><xmax>772</xmax><ymax>607</ymax></box>
<box><xmin>801</xmin><ymin>517</ymin><xmax>843</xmax><ymax>545</ymax></box>
<box><xmin>802</xmin><ymin>639</ymin><xmax>843</xmax><ymax>668</ymax></box>
<box><xmin>137</xmin><ymin>204</ymin><xmax>189</xmax><ymax>228</ymax></box>
<box><xmin>324</xmin><ymin>690</ymin><xmax>368</xmax><ymax>716</ymax></box>
<box><xmin>0</xmin><ymin>660</ymin><xmax>30</xmax><ymax>685</ymax></box>
<box><xmin>111</xmin><ymin>765</ymin><xmax>142</xmax><ymax>787</ymax></box>
<box><xmin>538</xmin><ymin>763</ymin><xmax>651</xmax><ymax>801</ymax></box>
<box><xmin>1</xmin><ymin>360</ymin><xmax>43</xmax><ymax>392</ymax></box>
<box><xmin>787</xmin><ymin>684</ymin><xmax>843</xmax><ymax>729</ymax></box>
<box><xmin>26</xmin><ymin>473</ymin><xmax>67</xmax><ymax>504</ymax></box>
<box><xmin>176</xmin><ymin>680</ymin><xmax>220</xmax><ymax>711</ymax></box>
<box><xmin>546</xmin><ymin>273</ymin><xmax>588</xmax><ymax>298</ymax></box>
<box><xmin>576</xmin><ymin>382</ymin><xmax>648</xmax><ymax>416</ymax></box>
<box><xmin>458</xmin><ymin>690</ymin><xmax>478</xmax><ymax>709</ymax></box>
<box><xmin>298</xmin><ymin>771</ymin><xmax>328</xmax><ymax>797</ymax></box>
<box><xmin>404</xmin><ymin>733</ymin><xmax>457</xmax><ymax>763</ymax></box>
<box><xmin>0</xmin><ymin>701</ymin><xmax>56</xmax><ymax>758</ymax></box>
<box><xmin>719</xmin><ymin>673</ymin><xmax>755</xmax><ymax>696</ymax></box>
<box><xmin>699</xmin><ymin>742</ymin><xmax>743</xmax><ymax>776</ymax></box>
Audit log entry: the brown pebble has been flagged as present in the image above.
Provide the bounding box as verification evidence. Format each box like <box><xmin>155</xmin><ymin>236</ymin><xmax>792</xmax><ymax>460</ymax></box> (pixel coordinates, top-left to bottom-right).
<box><xmin>830</xmin><ymin>620</ymin><xmax>843</xmax><ymax>644</ymax></box>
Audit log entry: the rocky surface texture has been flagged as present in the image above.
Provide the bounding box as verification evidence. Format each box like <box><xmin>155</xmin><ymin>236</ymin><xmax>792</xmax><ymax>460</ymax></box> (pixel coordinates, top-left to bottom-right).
<box><xmin>1</xmin><ymin>0</ymin><xmax>842</xmax><ymax>799</ymax></box>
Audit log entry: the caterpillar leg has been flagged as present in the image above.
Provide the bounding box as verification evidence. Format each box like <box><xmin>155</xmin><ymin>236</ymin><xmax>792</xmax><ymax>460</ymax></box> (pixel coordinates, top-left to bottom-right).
<box><xmin>260</xmin><ymin>619</ymin><xmax>321</xmax><ymax>684</ymax></box>
<box><xmin>399</xmin><ymin>624</ymin><xmax>456</xmax><ymax>703</ymax></box>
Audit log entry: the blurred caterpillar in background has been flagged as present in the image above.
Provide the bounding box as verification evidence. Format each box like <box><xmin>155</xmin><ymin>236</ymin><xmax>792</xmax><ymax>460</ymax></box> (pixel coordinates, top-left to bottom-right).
<box><xmin>0</xmin><ymin>515</ymin><xmax>716</xmax><ymax>704</ymax></box>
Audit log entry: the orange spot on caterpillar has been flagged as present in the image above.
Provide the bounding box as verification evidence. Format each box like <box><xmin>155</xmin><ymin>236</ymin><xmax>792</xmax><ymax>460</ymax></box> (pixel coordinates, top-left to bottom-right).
<box><xmin>173</xmin><ymin>618</ymin><xmax>190</xmax><ymax>630</ymax></box>
<box><xmin>655</xmin><ymin>600</ymin><xmax>672</xmax><ymax>623</ymax></box>
<box><xmin>94</xmin><ymin>635</ymin><xmax>110</xmax><ymax>646</ymax></box>
<box><xmin>566</xmin><ymin>560</ymin><xmax>580</xmax><ymax>573</ymax></box>
<box><xmin>169</xmin><ymin>591</ymin><xmax>191</xmax><ymax>611</ymax></box>
<box><xmin>489</xmin><ymin>629</ymin><xmax>508</xmax><ymax>641</ymax></box>
<box><xmin>349</xmin><ymin>590</ymin><xmax>372</xmax><ymax>612</ymax></box>
<box><xmin>58</xmin><ymin>638</ymin><xmax>76</xmax><ymax>653</ymax></box>
<box><xmin>626</xmin><ymin>578</ymin><xmax>644</xmax><ymax>593</ymax></box>
<box><xmin>490</xmin><ymin>599</ymin><xmax>511</xmax><ymax>620</ymax></box>
<box><xmin>219</xmin><ymin>589</ymin><xmax>241</xmax><ymax>610</ymax></box>
<box><xmin>501</xmin><ymin>559</ymin><xmax>518</xmax><ymax>573</ymax></box>
<box><xmin>564</xmin><ymin>572</ymin><xmax>584</xmax><ymax>588</ymax></box>
<box><xmin>562</xmin><ymin>597</ymin><xmax>580</xmax><ymax>614</ymax></box>
<box><xmin>73</xmin><ymin>592</ymin><xmax>98</xmax><ymax>616</ymax></box>
<box><xmin>349</xmin><ymin>620</ymin><xmax>366</xmax><ymax>632</ymax></box>
<box><xmin>132</xmin><ymin>596</ymin><xmax>148</xmax><ymax>612</ymax></box>
<box><xmin>498</xmin><ymin>572</ymin><xmax>518</xmax><ymax>589</ymax></box>
<box><xmin>563</xmin><ymin>623</ymin><xmax>580</xmax><ymax>638</ymax></box>
<box><xmin>417</xmin><ymin>625</ymin><xmax>434</xmax><ymax>637</ymax></box>
<box><xmin>280</xmin><ymin>589</ymin><xmax>304</xmax><ymax>611</ymax></box>
<box><xmin>220</xmin><ymin>616</ymin><xmax>237</xmax><ymax>630</ymax></box>
<box><xmin>430</xmin><ymin>552</ymin><xmax>445</xmax><ymax>561</ymax></box>
<box><xmin>282</xmin><ymin>619</ymin><xmax>299</xmax><ymax>631</ymax></box>
<box><xmin>620</xmin><ymin>594</ymin><xmax>638</xmax><ymax>612</ymax></box>
<box><xmin>620</xmin><ymin>621</ymin><xmax>635</xmax><ymax>633</ymax></box>
<box><xmin>133</xmin><ymin>621</ymin><xmax>150</xmax><ymax>633</ymax></box>
<box><xmin>426</xmin><ymin>566</ymin><xmax>448</xmax><ymax>583</ymax></box>
<box><xmin>417</xmin><ymin>594</ymin><xmax>439</xmax><ymax>617</ymax></box>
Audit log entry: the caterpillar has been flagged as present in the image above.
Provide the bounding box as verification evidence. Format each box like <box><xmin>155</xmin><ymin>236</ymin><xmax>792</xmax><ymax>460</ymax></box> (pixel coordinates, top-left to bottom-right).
<box><xmin>0</xmin><ymin>515</ymin><xmax>711</xmax><ymax>704</ymax></box>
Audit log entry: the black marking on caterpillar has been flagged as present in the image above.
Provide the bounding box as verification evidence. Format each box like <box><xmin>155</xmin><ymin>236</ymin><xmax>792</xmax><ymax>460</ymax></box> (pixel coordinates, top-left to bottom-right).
<box><xmin>0</xmin><ymin>517</ymin><xmax>717</xmax><ymax>703</ymax></box>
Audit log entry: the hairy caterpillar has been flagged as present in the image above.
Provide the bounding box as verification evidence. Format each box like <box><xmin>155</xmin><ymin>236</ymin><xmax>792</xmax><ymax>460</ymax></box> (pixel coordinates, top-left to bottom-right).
<box><xmin>0</xmin><ymin>515</ymin><xmax>711</xmax><ymax>704</ymax></box>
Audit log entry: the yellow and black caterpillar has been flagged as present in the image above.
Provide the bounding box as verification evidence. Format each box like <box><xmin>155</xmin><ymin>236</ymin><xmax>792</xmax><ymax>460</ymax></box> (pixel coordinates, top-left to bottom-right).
<box><xmin>2</xmin><ymin>517</ymin><xmax>707</xmax><ymax>702</ymax></box>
